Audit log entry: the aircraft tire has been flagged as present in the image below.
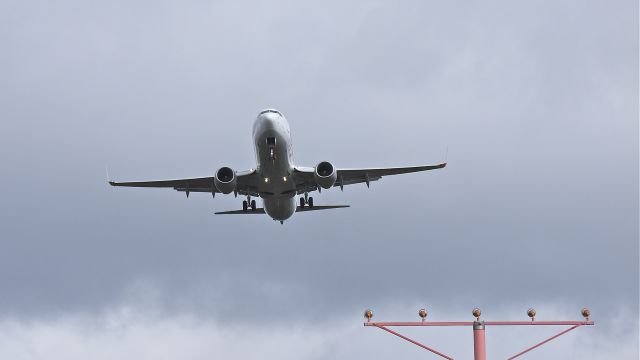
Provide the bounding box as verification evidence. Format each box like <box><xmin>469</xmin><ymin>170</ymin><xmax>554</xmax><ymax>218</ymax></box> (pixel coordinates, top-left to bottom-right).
<box><xmin>242</xmin><ymin>200</ymin><xmax>248</xmax><ymax>211</ymax></box>
<box><xmin>308</xmin><ymin>197</ymin><xmax>314</xmax><ymax>207</ymax></box>
<box><xmin>251</xmin><ymin>199</ymin><xmax>256</xmax><ymax>211</ymax></box>
<box><xmin>300</xmin><ymin>197</ymin><xmax>305</xmax><ymax>207</ymax></box>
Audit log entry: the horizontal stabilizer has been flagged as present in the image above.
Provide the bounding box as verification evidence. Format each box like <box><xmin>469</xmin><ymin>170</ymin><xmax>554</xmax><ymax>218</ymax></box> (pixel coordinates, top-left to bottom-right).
<box><xmin>214</xmin><ymin>205</ymin><xmax>350</xmax><ymax>215</ymax></box>
<box><xmin>215</xmin><ymin>208</ymin><xmax>266</xmax><ymax>215</ymax></box>
<box><xmin>296</xmin><ymin>205</ymin><xmax>350</xmax><ymax>212</ymax></box>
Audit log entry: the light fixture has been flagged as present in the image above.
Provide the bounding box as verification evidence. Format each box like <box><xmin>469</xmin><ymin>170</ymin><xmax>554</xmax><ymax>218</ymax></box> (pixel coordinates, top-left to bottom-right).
<box><xmin>264</xmin><ymin>177</ymin><xmax>269</xmax><ymax>183</ymax></box>
<box><xmin>364</xmin><ymin>309</ymin><xmax>373</xmax><ymax>322</ymax></box>
<box><xmin>283</xmin><ymin>176</ymin><xmax>287</xmax><ymax>182</ymax></box>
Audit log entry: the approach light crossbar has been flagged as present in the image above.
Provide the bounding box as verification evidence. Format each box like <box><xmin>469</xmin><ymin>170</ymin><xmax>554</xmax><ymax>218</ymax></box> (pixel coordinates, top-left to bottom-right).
<box><xmin>363</xmin><ymin>307</ymin><xmax>594</xmax><ymax>360</ymax></box>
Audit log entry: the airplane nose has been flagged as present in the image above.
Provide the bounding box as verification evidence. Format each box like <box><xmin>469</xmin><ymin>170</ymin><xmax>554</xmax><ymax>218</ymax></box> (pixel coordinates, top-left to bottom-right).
<box><xmin>254</xmin><ymin>109</ymin><xmax>283</xmax><ymax>135</ymax></box>
<box><xmin>258</xmin><ymin>109</ymin><xmax>282</xmax><ymax>120</ymax></box>
<box><xmin>258</xmin><ymin>113</ymin><xmax>278</xmax><ymax>129</ymax></box>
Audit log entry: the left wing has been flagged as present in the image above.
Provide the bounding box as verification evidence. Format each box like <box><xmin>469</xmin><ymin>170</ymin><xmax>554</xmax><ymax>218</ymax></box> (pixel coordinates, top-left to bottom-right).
<box><xmin>293</xmin><ymin>163</ymin><xmax>446</xmax><ymax>193</ymax></box>
<box><xmin>109</xmin><ymin>169</ymin><xmax>260</xmax><ymax>196</ymax></box>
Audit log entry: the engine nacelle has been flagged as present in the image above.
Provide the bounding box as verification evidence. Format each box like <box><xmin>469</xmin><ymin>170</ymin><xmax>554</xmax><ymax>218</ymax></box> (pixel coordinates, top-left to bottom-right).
<box><xmin>314</xmin><ymin>161</ymin><xmax>337</xmax><ymax>189</ymax></box>
<box><xmin>214</xmin><ymin>167</ymin><xmax>237</xmax><ymax>194</ymax></box>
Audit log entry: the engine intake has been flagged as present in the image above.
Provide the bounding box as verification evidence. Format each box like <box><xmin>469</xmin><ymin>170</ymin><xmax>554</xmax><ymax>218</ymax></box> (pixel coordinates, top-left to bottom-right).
<box><xmin>314</xmin><ymin>161</ymin><xmax>337</xmax><ymax>189</ymax></box>
<box><xmin>214</xmin><ymin>167</ymin><xmax>237</xmax><ymax>194</ymax></box>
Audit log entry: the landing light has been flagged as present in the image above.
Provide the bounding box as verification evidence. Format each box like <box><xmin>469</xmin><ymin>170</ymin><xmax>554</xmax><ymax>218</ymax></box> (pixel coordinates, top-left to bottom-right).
<box><xmin>283</xmin><ymin>176</ymin><xmax>287</xmax><ymax>182</ymax></box>
<box><xmin>364</xmin><ymin>309</ymin><xmax>373</xmax><ymax>322</ymax></box>
<box><xmin>264</xmin><ymin>177</ymin><xmax>269</xmax><ymax>183</ymax></box>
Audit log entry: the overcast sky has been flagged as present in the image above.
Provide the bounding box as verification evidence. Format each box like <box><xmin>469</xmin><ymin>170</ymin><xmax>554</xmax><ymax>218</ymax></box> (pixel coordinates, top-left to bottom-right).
<box><xmin>0</xmin><ymin>0</ymin><xmax>638</xmax><ymax>359</ymax></box>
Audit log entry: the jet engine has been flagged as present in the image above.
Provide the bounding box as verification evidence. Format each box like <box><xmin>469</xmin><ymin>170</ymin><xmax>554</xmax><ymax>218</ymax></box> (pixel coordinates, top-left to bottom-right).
<box><xmin>314</xmin><ymin>161</ymin><xmax>337</xmax><ymax>189</ymax></box>
<box><xmin>214</xmin><ymin>167</ymin><xmax>237</xmax><ymax>194</ymax></box>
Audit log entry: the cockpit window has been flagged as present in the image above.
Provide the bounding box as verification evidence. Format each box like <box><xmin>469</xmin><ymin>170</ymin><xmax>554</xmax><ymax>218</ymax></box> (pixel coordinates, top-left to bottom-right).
<box><xmin>259</xmin><ymin>109</ymin><xmax>282</xmax><ymax>116</ymax></box>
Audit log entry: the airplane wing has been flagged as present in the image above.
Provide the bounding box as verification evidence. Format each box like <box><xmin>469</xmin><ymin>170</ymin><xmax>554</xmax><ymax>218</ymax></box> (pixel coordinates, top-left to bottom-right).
<box><xmin>293</xmin><ymin>163</ymin><xmax>446</xmax><ymax>193</ymax></box>
<box><xmin>108</xmin><ymin>169</ymin><xmax>260</xmax><ymax>196</ymax></box>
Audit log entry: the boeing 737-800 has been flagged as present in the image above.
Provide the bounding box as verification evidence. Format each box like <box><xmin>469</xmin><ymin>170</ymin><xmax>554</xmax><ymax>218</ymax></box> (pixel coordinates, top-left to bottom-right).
<box><xmin>109</xmin><ymin>109</ymin><xmax>446</xmax><ymax>223</ymax></box>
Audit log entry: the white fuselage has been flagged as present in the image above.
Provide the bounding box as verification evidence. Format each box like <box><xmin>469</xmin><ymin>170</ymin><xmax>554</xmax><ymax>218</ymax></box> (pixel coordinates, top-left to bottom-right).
<box><xmin>252</xmin><ymin>110</ymin><xmax>297</xmax><ymax>221</ymax></box>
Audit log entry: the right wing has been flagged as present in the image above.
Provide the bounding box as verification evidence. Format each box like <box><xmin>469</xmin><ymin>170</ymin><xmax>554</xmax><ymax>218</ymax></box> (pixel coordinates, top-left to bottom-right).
<box><xmin>109</xmin><ymin>169</ymin><xmax>260</xmax><ymax>196</ymax></box>
<box><xmin>293</xmin><ymin>163</ymin><xmax>446</xmax><ymax>193</ymax></box>
<box><xmin>336</xmin><ymin>163</ymin><xmax>447</xmax><ymax>187</ymax></box>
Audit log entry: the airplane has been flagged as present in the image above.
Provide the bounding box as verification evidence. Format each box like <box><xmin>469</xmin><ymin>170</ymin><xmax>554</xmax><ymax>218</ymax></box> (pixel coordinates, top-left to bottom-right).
<box><xmin>109</xmin><ymin>109</ymin><xmax>447</xmax><ymax>223</ymax></box>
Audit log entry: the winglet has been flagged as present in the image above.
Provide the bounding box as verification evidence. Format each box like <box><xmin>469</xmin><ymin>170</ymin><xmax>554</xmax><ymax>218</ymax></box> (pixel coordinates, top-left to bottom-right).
<box><xmin>441</xmin><ymin>146</ymin><xmax>449</xmax><ymax>168</ymax></box>
<box><xmin>106</xmin><ymin>165</ymin><xmax>116</xmax><ymax>186</ymax></box>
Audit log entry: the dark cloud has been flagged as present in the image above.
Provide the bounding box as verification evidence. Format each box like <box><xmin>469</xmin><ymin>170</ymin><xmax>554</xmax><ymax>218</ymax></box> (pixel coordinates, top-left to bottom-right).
<box><xmin>0</xmin><ymin>0</ymin><xmax>637</xmax><ymax>357</ymax></box>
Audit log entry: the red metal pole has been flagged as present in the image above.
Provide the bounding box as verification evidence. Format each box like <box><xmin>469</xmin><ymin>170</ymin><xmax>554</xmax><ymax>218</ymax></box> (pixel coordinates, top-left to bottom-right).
<box><xmin>363</xmin><ymin>310</ymin><xmax>594</xmax><ymax>358</ymax></box>
<box><xmin>365</xmin><ymin>321</ymin><xmax>593</xmax><ymax>327</ymax></box>
<box><xmin>473</xmin><ymin>321</ymin><xmax>486</xmax><ymax>360</ymax></box>
<box><xmin>507</xmin><ymin>325</ymin><xmax>581</xmax><ymax>359</ymax></box>
<box><xmin>375</xmin><ymin>325</ymin><xmax>454</xmax><ymax>360</ymax></box>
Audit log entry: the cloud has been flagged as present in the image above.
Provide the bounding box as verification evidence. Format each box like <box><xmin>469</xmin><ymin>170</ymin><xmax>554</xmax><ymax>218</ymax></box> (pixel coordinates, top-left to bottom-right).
<box><xmin>0</xmin><ymin>302</ymin><xmax>636</xmax><ymax>360</ymax></box>
<box><xmin>0</xmin><ymin>0</ymin><xmax>636</xmax><ymax>357</ymax></box>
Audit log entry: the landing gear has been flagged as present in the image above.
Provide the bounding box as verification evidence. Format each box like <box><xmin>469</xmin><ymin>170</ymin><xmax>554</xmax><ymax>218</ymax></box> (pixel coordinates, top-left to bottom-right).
<box><xmin>243</xmin><ymin>196</ymin><xmax>256</xmax><ymax>212</ymax></box>
<box><xmin>300</xmin><ymin>193</ymin><xmax>314</xmax><ymax>208</ymax></box>
<box><xmin>266</xmin><ymin>137</ymin><xmax>276</xmax><ymax>161</ymax></box>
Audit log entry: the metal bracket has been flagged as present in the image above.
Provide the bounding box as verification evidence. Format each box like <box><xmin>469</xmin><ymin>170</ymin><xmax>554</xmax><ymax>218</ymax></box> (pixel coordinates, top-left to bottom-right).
<box><xmin>375</xmin><ymin>325</ymin><xmax>453</xmax><ymax>360</ymax></box>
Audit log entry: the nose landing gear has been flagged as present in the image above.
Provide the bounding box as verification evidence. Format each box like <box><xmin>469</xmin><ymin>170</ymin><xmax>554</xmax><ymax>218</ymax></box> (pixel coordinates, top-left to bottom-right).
<box><xmin>266</xmin><ymin>137</ymin><xmax>277</xmax><ymax>161</ymax></box>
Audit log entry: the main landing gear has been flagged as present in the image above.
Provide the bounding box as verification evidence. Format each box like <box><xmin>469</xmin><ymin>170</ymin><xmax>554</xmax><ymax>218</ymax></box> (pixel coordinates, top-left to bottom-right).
<box><xmin>299</xmin><ymin>193</ymin><xmax>314</xmax><ymax>208</ymax></box>
<box><xmin>242</xmin><ymin>196</ymin><xmax>257</xmax><ymax>212</ymax></box>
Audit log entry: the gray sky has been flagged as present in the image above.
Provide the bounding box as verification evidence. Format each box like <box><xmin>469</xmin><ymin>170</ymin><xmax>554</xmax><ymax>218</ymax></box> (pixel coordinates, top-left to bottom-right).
<box><xmin>0</xmin><ymin>0</ymin><xmax>637</xmax><ymax>358</ymax></box>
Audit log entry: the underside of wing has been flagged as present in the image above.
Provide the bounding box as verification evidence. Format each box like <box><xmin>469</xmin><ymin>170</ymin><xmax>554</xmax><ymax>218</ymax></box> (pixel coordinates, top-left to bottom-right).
<box><xmin>337</xmin><ymin>163</ymin><xmax>447</xmax><ymax>178</ymax></box>
<box><xmin>293</xmin><ymin>162</ymin><xmax>446</xmax><ymax>193</ymax></box>
<box><xmin>109</xmin><ymin>177</ymin><xmax>214</xmax><ymax>189</ymax></box>
<box><xmin>109</xmin><ymin>169</ymin><xmax>259</xmax><ymax>196</ymax></box>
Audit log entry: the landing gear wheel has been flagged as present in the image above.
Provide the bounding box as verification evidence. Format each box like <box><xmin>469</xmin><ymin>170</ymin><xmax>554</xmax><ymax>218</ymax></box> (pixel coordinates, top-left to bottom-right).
<box><xmin>308</xmin><ymin>197</ymin><xmax>314</xmax><ymax>207</ymax></box>
<box><xmin>242</xmin><ymin>200</ymin><xmax>248</xmax><ymax>211</ymax></box>
<box><xmin>251</xmin><ymin>199</ymin><xmax>256</xmax><ymax>211</ymax></box>
<box><xmin>300</xmin><ymin>197</ymin><xmax>305</xmax><ymax>208</ymax></box>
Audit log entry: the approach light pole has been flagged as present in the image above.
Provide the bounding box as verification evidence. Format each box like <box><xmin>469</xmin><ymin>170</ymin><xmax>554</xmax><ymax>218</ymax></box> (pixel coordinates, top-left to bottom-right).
<box><xmin>363</xmin><ymin>307</ymin><xmax>594</xmax><ymax>360</ymax></box>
